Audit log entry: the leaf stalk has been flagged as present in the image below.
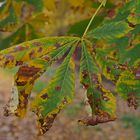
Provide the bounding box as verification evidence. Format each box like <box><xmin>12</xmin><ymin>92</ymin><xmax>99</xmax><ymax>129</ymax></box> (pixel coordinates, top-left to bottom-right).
<box><xmin>82</xmin><ymin>0</ymin><xmax>107</xmax><ymax>39</ymax></box>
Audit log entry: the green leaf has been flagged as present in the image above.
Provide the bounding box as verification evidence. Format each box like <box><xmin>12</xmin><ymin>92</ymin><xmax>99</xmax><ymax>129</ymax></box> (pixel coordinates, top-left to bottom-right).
<box><xmin>95</xmin><ymin>47</ymin><xmax>120</xmax><ymax>81</ymax></box>
<box><xmin>112</xmin><ymin>0</ymin><xmax>135</xmax><ymax>22</ymax></box>
<box><xmin>79</xmin><ymin>41</ymin><xmax>116</xmax><ymax>126</ymax></box>
<box><xmin>117</xmin><ymin>68</ymin><xmax>140</xmax><ymax>109</ymax></box>
<box><xmin>87</xmin><ymin>21</ymin><xmax>132</xmax><ymax>40</ymax></box>
<box><xmin>31</xmin><ymin>45</ymin><xmax>76</xmax><ymax>134</ymax></box>
<box><xmin>119</xmin><ymin>44</ymin><xmax>140</xmax><ymax>66</ymax></box>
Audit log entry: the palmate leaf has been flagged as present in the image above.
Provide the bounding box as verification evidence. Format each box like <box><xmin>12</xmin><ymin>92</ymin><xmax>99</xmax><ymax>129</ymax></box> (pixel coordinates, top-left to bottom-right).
<box><xmin>89</xmin><ymin>0</ymin><xmax>140</xmax><ymax>111</ymax></box>
<box><xmin>79</xmin><ymin>41</ymin><xmax>116</xmax><ymax>126</ymax></box>
<box><xmin>89</xmin><ymin>0</ymin><xmax>140</xmax><ymax>82</ymax></box>
<box><xmin>87</xmin><ymin>21</ymin><xmax>132</xmax><ymax>40</ymax></box>
<box><xmin>1</xmin><ymin>35</ymin><xmax>117</xmax><ymax>134</ymax></box>
<box><xmin>0</xmin><ymin>0</ymin><xmax>140</xmax><ymax>136</ymax></box>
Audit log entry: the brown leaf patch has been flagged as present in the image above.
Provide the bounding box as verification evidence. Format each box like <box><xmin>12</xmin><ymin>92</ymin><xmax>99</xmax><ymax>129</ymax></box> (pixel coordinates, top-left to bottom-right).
<box><xmin>78</xmin><ymin>112</ymin><xmax>116</xmax><ymax>126</ymax></box>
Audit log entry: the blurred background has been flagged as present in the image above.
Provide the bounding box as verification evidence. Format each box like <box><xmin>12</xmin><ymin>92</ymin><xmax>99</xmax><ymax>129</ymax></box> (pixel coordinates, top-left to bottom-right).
<box><xmin>0</xmin><ymin>0</ymin><xmax>140</xmax><ymax>140</ymax></box>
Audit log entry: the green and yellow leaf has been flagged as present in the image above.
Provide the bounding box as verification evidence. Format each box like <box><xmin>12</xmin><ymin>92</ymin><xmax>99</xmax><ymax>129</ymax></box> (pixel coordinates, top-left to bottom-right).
<box><xmin>0</xmin><ymin>37</ymin><xmax>79</xmax><ymax>68</ymax></box>
<box><xmin>87</xmin><ymin>21</ymin><xmax>132</xmax><ymax>40</ymax></box>
<box><xmin>79</xmin><ymin>41</ymin><xmax>116</xmax><ymax>126</ymax></box>
<box><xmin>117</xmin><ymin>66</ymin><xmax>140</xmax><ymax>109</ymax></box>
<box><xmin>1</xmin><ymin>37</ymin><xmax>78</xmax><ymax>118</ymax></box>
<box><xmin>31</xmin><ymin>46</ymin><xmax>76</xmax><ymax>134</ymax></box>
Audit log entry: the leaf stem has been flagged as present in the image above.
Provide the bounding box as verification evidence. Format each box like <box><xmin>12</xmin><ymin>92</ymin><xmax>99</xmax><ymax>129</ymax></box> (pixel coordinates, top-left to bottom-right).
<box><xmin>82</xmin><ymin>0</ymin><xmax>107</xmax><ymax>38</ymax></box>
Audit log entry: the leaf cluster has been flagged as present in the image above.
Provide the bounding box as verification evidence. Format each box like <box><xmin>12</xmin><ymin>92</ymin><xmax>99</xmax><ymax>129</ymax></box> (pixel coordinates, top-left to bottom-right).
<box><xmin>0</xmin><ymin>0</ymin><xmax>140</xmax><ymax>135</ymax></box>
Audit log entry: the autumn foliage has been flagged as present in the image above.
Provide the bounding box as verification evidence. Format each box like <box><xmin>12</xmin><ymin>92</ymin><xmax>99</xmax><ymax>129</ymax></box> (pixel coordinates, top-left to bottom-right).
<box><xmin>0</xmin><ymin>0</ymin><xmax>140</xmax><ymax>135</ymax></box>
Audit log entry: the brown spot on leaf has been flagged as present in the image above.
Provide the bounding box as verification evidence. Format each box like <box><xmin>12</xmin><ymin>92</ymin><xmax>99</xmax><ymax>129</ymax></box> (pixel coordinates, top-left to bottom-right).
<box><xmin>29</xmin><ymin>50</ymin><xmax>35</xmax><ymax>59</ymax></box>
<box><xmin>4</xmin><ymin>54</ymin><xmax>14</xmax><ymax>66</ymax></box>
<box><xmin>127</xmin><ymin>92</ymin><xmax>138</xmax><ymax>109</ymax></box>
<box><xmin>18</xmin><ymin>99</ymin><xmax>28</xmax><ymax>109</ymax></box>
<box><xmin>107</xmin><ymin>67</ymin><xmax>111</xmax><ymax>73</ymax></box>
<box><xmin>128</xmin><ymin>22</ymin><xmax>136</xmax><ymax>28</ymax></box>
<box><xmin>29</xmin><ymin>71</ymin><xmax>44</xmax><ymax>84</ymax></box>
<box><xmin>16</xmin><ymin>61</ymin><xmax>23</xmax><ymax>66</ymax></box>
<box><xmin>38</xmin><ymin>114</ymin><xmax>57</xmax><ymax>135</ymax></box>
<box><xmin>4</xmin><ymin>60</ymin><xmax>10</xmax><ymax>66</ymax></box>
<box><xmin>38</xmin><ymin>47</ymin><xmax>43</xmax><ymax>52</ymax></box>
<box><xmin>43</xmin><ymin>56</ymin><xmax>50</xmax><ymax>61</ymax></box>
<box><xmin>32</xmin><ymin>42</ymin><xmax>42</xmax><ymax>46</ymax></box>
<box><xmin>55</xmin><ymin>86</ymin><xmax>62</xmax><ymax>91</ymax></box>
<box><xmin>82</xmin><ymin>70</ymin><xmax>88</xmax><ymax>79</ymax></box>
<box><xmin>107</xmin><ymin>9</ymin><xmax>116</xmax><ymax>18</ymax></box>
<box><xmin>133</xmin><ymin>67</ymin><xmax>140</xmax><ymax>80</ymax></box>
<box><xmin>92</xmin><ymin>74</ymin><xmax>99</xmax><ymax>84</ymax></box>
<box><xmin>16</xmin><ymin>81</ymin><xmax>27</xmax><ymax>86</ymax></box>
<box><xmin>40</xmin><ymin>93</ymin><xmax>48</xmax><ymax>99</ymax></box>
<box><xmin>18</xmin><ymin>94</ymin><xmax>28</xmax><ymax>107</ymax></box>
<box><xmin>82</xmin><ymin>84</ymin><xmax>89</xmax><ymax>89</ymax></box>
<box><xmin>18</xmin><ymin>66</ymin><xmax>41</xmax><ymax>77</ymax></box>
<box><xmin>114</xmin><ymin>64</ymin><xmax>128</xmax><ymax>71</ymax></box>
<box><xmin>20</xmin><ymin>89</ymin><xmax>28</xmax><ymax>98</ymax></box>
<box><xmin>14</xmin><ymin>46</ymin><xmax>26</xmax><ymax>52</ymax></box>
<box><xmin>55</xmin><ymin>43</ymin><xmax>61</xmax><ymax>48</ymax></box>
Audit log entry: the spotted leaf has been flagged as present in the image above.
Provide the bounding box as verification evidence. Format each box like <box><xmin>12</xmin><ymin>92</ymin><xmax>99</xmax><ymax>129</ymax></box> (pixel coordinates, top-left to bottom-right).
<box><xmin>31</xmin><ymin>46</ymin><xmax>76</xmax><ymax>134</ymax></box>
<box><xmin>79</xmin><ymin>41</ymin><xmax>116</xmax><ymax>126</ymax></box>
<box><xmin>117</xmin><ymin>67</ymin><xmax>140</xmax><ymax>109</ymax></box>
<box><xmin>0</xmin><ymin>37</ymin><xmax>79</xmax><ymax>68</ymax></box>
<box><xmin>14</xmin><ymin>40</ymin><xmax>77</xmax><ymax>117</ymax></box>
